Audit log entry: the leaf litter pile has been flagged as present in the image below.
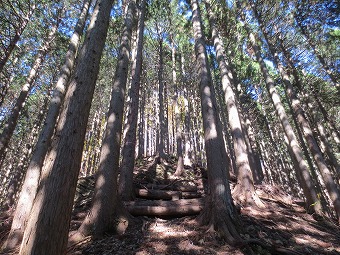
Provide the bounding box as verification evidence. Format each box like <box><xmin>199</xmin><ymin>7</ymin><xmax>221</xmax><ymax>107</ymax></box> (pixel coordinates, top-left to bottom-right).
<box><xmin>1</xmin><ymin>156</ymin><xmax>340</xmax><ymax>254</ymax></box>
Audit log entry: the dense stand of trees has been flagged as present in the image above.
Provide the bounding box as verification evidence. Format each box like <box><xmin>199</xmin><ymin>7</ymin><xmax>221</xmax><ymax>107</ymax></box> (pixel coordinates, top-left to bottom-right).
<box><xmin>0</xmin><ymin>0</ymin><xmax>338</xmax><ymax>254</ymax></box>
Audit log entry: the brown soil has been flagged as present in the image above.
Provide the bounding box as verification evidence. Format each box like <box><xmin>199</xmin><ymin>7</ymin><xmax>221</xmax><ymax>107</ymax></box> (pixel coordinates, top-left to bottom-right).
<box><xmin>1</xmin><ymin>156</ymin><xmax>340</xmax><ymax>254</ymax></box>
<box><xmin>65</xmin><ymin>202</ymin><xmax>340</xmax><ymax>255</ymax></box>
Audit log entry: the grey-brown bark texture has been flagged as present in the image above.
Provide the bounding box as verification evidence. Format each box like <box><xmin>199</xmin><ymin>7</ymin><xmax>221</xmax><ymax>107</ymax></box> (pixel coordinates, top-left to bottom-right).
<box><xmin>157</xmin><ymin>32</ymin><xmax>166</xmax><ymax>159</ymax></box>
<box><xmin>0</xmin><ymin>19</ymin><xmax>59</xmax><ymax>162</ymax></box>
<box><xmin>241</xmin><ymin>11</ymin><xmax>321</xmax><ymax>214</ymax></box>
<box><xmin>2</xmin><ymin>0</ymin><xmax>92</xmax><ymax>251</ymax></box>
<box><xmin>190</xmin><ymin>0</ymin><xmax>241</xmax><ymax>244</ymax></box>
<box><xmin>251</xmin><ymin>3</ymin><xmax>340</xmax><ymax>221</ymax></box>
<box><xmin>19</xmin><ymin>0</ymin><xmax>114</xmax><ymax>254</ymax></box>
<box><xmin>172</xmin><ymin>39</ymin><xmax>185</xmax><ymax>176</ymax></box>
<box><xmin>119</xmin><ymin>0</ymin><xmax>146</xmax><ymax>201</ymax></box>
<box><xmin>206</xmin><ymin>0</ymin><xmax>263</xmax><ymax>208</ymax></box>
<box><xmin>0</xmin><ymin>3</ymin><xmax>36</xmax><ymax>73</ymax></box>
<box><xmin>74</xmin><ymin>0</ymin><xmax>136</xmax><ymax>239</ymax></box>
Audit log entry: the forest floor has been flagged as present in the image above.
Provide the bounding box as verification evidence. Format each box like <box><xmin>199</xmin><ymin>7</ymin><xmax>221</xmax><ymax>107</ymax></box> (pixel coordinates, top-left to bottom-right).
<box><xmin>1</xmin><ymin>156</ymin><xmax>340</xmax><ymax>254</ymax></box>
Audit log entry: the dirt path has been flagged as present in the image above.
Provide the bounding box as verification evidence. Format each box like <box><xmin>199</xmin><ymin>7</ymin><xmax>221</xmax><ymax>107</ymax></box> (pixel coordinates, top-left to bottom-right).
<box><xmin>66</xmin><ymin>157</ymin><xmax>340</xmax><ymax>255</ymax></box>
<box><xmin>1</xmin><ymin>157</ymin><xmax>340</xmax><ymax>254</ymax></box>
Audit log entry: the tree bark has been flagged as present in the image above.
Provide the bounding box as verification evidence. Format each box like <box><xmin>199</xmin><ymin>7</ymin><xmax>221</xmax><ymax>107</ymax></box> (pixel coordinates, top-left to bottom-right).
<box><xmin>278</xmin><ymin>35</ymin><xmax>340</xmax><ymax>147</ymax></box>
<box><xmin>242</xmin><ymin>16</ymin><xmax>321</xmax><ymax>214</ymax></box>
<box><xmin>206</xmin><ymin>1</ymin><xmax>263</xmax><ymax>208</ymax></box>
<box><xmin>157</xmin><ymin>32</ymin><xmax>166</xmax><ymax>159</ymax></box>
<box><xmin>172</xmin><ymin>41</ymin><xmax>185</xmax><ymax>176</ymax></box>
<box><xmin>119</xmin><ymin>0</ymin><xmax>146</xmax><ymax>201</ymax></box>
<box><xmin>0</xmin><ymin>20</ymin><xmax>59</xmax><ymax>162</ymax></box>
<box><xmin>73</xmin><ymin>0</ymin><xmax>135</xmax><ymax>240</ymax></box>
<box><xmin>2</xmin><ymin>1</ymin><xmax>92</xmax><ymax>251</ymax></box>
<box><xmin>190</xmin><ymin>0</ymin><xmax>241</xmax><ymax>245</ymax></box>
<box><xmin>19</xmin><ymin>0</ymin><xmax>113</xmax><ymax>254</ymax></box>
<box><xmin>252</xmin><ymin>3</ymin><xmax>340</xmax><ymax>221</ymax></box>
<box><xmin>0</xmin><ymin>3</ymin><xmax>36</xmax><ymax>73</ymax></box>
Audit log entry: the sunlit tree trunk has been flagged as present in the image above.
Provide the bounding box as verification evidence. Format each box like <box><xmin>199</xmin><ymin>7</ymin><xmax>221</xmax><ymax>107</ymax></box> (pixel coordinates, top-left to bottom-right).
<box><xmin>2</xmin><ymin>1</ymin><xmax>91</xmax><ymax>251</ymax></box>
<box><xmin>315</xmin><ymin>121</ymin><xmax>340</xmax><ymax>180</ymax></box>
<box><xmin>172</xmin><ymin>41</ymin><xmax>184</xmax><ymax>176</ymax></box>
<box><xmin>244</xmin><ymin>21</ymin><xmax>321</xmax><ymax>213</ymax></box>
<box><xmin>253</xmin><ymin>5</ymin><xmax>340</xmax><ymax>220</ymax></box>
<box><xmin>0</xmin><ymin>18</ymin><xmax>60</xmax><ymax>163</ymax></box>
<box><xmin>119</xmin><ymin>0</ymin><xmax>145</xmax><ymax>201</ymax></box>
<box><xmin>2</xmin><ymin>97</ymin><xmax>47</xmax><ymax>211</ymax></box>
<box><xmin>157</xmin><ymin>33</ymin><xmax>166</xmax><ymax>159</ymax></box>
<box><xmin>19</xmin><ymin>0</ymin><xmax>113</xmax><ymax>254</ymax></box>
<box><xmin>190</xmin><ymin>0</ymin><xmax>241</xmax><ymax>244</ymax></box>
<box><xmin>295</xmin><ymin>2</ymin><xmax>339</xmax><ymax>89</ymax></box>
<box><xmin>312</xmin><ymin>92</ymin><xmax>340</xmax><ymax>147</ymax></box>
<box><xmin>206</xmin><ymin>1</ymin><xmax>263</xmax><ymax>208</ymax></box>
<box><xmin>72</xmin><ymin>0</ymin><xmax>135</xmax><ymax>240</ymax></box>
<box><xmin>181</xmin><ymin>53</ymin><xmax>193</xmax><ymax>166</ymax></box>
<box><xmin>164</xmin><ymin>81</ymin><xmax>169</xmax><ymax>154</ymax></box>
<box><xmin>0</xmin><ymin>3</ymin><xmax>36</xmax><ymax>73</ymax></box>
<box><xmin>278</xmin><ymin>25</ymin><xmax>340</xmax><ymax>186</ymax></box>
<box><xmin>213</xmin><ymin>67</ymin><xmax>236</xmax><ymax>176</ymax></box>
<box><xmin>277</xmin><ymin>36</ymin><xmax>340</xmax><ymax>148</ymax></box>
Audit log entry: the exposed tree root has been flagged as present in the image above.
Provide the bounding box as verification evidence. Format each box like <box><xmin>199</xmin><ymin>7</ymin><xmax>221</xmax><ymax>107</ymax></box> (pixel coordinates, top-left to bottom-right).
<box><xmin>68</xmin><ymin>200</ymin><xmax>135</xmax><ymax>247</ymax></box>
<box><xmin>232</xmin><ymin>184</ymin><xmax>266</xmax><ymax>209</ymax></box>
<box><xmin>196</xmin><ymin>197</ymin><xmax>242</xmax><ymax>246</ymax></box>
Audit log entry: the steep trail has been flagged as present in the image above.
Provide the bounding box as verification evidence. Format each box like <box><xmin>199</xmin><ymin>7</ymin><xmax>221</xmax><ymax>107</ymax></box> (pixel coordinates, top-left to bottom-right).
<box><xmin>1</xmin><ymin>156</ymin><xmax>340</xmax><ymax>254</ymax></box>
<box><xmin>68</xmin><ymin>156</ymin><xmax>340</xmax><ymax>255</ymax></box>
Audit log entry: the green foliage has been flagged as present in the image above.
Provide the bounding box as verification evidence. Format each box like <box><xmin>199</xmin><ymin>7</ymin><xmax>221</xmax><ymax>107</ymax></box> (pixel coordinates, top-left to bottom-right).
<box><xmin>329</xmin><ymin>29</ymin><xmax>340</xmax><ymax>40</ymax></box>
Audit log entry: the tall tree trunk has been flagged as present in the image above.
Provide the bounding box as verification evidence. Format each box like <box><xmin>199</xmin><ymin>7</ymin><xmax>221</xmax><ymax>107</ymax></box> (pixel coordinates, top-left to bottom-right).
<box><xmin>157</xmin><ymin>34</ymin><xmax>166</xmax><ymax>159</ymax></box>
<box><xmin>278</xmin><ymin>36</ymin><xmax>340</xmax><ymax>147</ymax></box>
<box><xmin>190</xmin><ymin>0</ymin><xmax>240</xmax><ymax>244</ymax></box>
<box><xmin>19</xmin><ymin>0</ymin><xmax>113</xmax><ymax>254</ymax></box>
<box><xmin>174</xmin><ymin>101</ymin><xmax>184</xmax><ymax>176</ymax></box>
<box><xmin>72</xmin><ymin>0</ymin><xmax>135</xmax><ymax>240</ymax></box>
<box><xmin>3</xmin><ymin>96</ymin><xmax>48</xmax><ymax>209</ymax></box>
<box><xmin>0</xmin><ymin>3</ymin><xmax>36</xmax><ymax>73</ymax></box>
<box><xmin>0</xmin><ymin>20</ymin><xmax>59</xmax><ymax>162</ymax></box>
<box><xmin>240</xmin><ymin>10</ymin><xmax>321</xmax><ymax>214</ymax></box>
<box><xmin>243</xmin><ymin>29</ymin><xmax>321</xmax><ymax>214</ymax></box>
<box><xmin>172</xmin><ymin>41</ymin><xmax>184</xmax><ymax>176</ymax></box>
<box><xmin>213</xmin><ymin>67</ymin><xmax>236</xmax><ymax>176</ymax></box>
<box><xmin>252</xmin><ymin>4</ymin><xmax>340</xmax><ymax>221</ymax></box>
<box><xmin>206</xmin><ymin>1</ymin><xmax>263</xmax><ymax>208</ymax></box>
<box><xmin>2</xmin><ymin>1</ymin><xmax>92</xmax><ymax>251</ymax></box>
<box><xmin>312</xmin><ymin>91</ymin><xmax>340</xmax><ymax>147</ymax></box>
<box><xmin>119</xmin><ymin>0</ymin><xmax>145</xmax><ymax>201</ymax></box>
<box><xmin>295</xmin><ymin>3</ymin><xmax>339</xmax><ymax>90</ymax></box>
<box><xmin>3</xmin><ymin>96</ymin><xmax>46</xmax><ymax>210</ymax></box>
<box><xmin>182</xmin><ymin>60</ymin><xmax>193</xmax><ymax>166</ymax></box>
<box><xmin>315</xmin><ymin>121</ymin><xmax>340</xmax><ymax>180</ymax></box>
<box><xmin>138</xmin><ymin>87</ymin><xmax>146</xmax><ymax>158</ymax></box>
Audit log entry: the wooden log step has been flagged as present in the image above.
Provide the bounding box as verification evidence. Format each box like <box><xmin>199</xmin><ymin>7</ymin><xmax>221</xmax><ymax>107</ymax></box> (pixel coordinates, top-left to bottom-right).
<box><xmin>145</xmin><ymin>183</ymin><xmax>198</xmax><ymax>192</ymax></box>
<box><xmin>135</xmin><ymin>189</ymin><xmax>202</xmax><ymax>200</ymax></box>
<box><xmin>135</xmin><ymin>189</ymin><xmax>180</xmax><ymax>200</ymax></box>
<box><xmin>124</xmin><ymin>198</ymin><xmax>204</xmax><ymax>217</ymax></box>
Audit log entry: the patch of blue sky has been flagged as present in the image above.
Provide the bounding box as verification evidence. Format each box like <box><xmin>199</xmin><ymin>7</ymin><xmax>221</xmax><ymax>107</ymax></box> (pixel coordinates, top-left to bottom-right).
<box><xmin>226</xmin><ymin>0</ymin><xmax>234</xmax><ymax>9</ymax></box>
<box><xmin>264</xmin><ymin>59</ymin><xmax>277</xmax><ymax>74</ymax></box>
<box><xmin>111</xmin><ymin>0</ymin><xmax>122</xmax><ymax>17</ymax></box>
<box><xmin>244</xmin><ymin>79</ymin><xmax>261</xmax><ymax>101</ymax></box>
